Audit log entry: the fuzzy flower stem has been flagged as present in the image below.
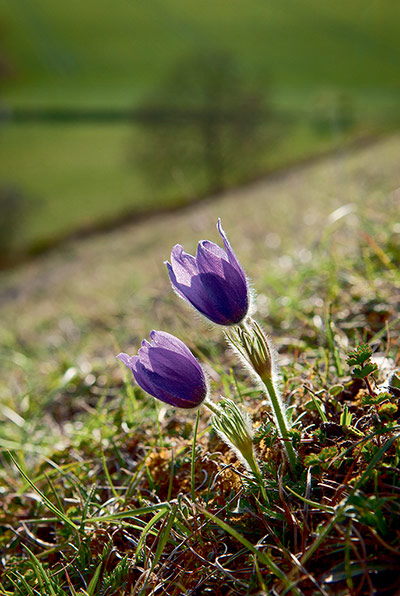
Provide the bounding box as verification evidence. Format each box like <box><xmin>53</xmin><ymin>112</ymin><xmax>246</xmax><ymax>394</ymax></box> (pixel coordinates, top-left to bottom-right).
<box><xmin>261</xmin><ymin>374</ymin><xmax>297</xmax><ymax>472</ymax></box>
<box><xmin>234</xmin><ymin>319</ymin><xmax>297</xmax><ymax>471</ymax></box>
<box><xmin>203</xmin><ymin>397</ymin><xmax>221</xmax><ymax>415</ymax></box>
<box><xmin>244</xmin><ymin>451</ymin><xmax>268</xmax><ymax>503</ymax></box>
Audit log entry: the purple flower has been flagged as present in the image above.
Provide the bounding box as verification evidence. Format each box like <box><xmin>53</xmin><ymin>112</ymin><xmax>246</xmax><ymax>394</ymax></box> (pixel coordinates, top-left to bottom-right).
<box><xmin>166</xmin><ymin>219</ymin><xmax>249</xmax><ymax>325</ymax></box>
<box><xmin>117</xmin><ymin>331</ymin><xmax>207</xmax><ymax>409</ymax></box>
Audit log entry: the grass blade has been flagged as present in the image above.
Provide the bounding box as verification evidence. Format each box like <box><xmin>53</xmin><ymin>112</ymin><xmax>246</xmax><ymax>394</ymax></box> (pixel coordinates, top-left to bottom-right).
<box><xmin>198</xmin><ymin>505</ymin><xmax>303</xmax><ymax>595</ymax></box>
<box><xmin>86</xmin><ymin>560</ymin><xmax>103</xmax><ymax>595</ymax></box>
<box><xmin>83</xmin><ymin>502</ymin><xmax>171</xmax><ymax>525</ymax></box>
<box><xmin>9</xmin><ymin>452</ymin><xmax>79</xmax><ymax>531</ymax></box>
<box><xmin>23</xmin><ymin>545</ymin><xmax>59</xmax><ymax>596</ymax></box>
<box><xmin>150</xmin><ymin>503</ymin><xmax>178</xmax><ymax>572</ymax></box>
<box><xmin>101</xmin><ymin>445</ymin><xmax>120</xmax><ymax>501</ymax></box>
<box><xmin>326</xmin><ymin>306</ymin><xmax>343</xmax><ymax>376</ymax></box>
<box><xmin>135</xmin><ymin>508</ymin><xmax>169</xmax><ymax>564</ymax></box>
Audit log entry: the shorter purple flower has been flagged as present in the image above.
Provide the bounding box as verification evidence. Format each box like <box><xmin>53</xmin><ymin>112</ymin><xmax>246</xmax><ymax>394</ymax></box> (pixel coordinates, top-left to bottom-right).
<box><xmin>117</xmin><ymin>331</ymin><xmax>207</xmax><ymax>409</ymax></box>
<box><xmin>166</xmin><ymin>219</ymin><xmax>249</xmax><ymax>326</ymax></box>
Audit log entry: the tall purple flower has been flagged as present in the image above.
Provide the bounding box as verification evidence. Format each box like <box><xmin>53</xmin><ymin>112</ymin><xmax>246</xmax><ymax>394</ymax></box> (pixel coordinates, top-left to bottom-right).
<box><xmin>117</xmin><ymin>331</ymin><xmax>207</xmax><ymax>409</ymax></box>
<box><xmin>166</xmin><ymin>219</ymin><xmax>249</xmax><ymax>326</ymax></box>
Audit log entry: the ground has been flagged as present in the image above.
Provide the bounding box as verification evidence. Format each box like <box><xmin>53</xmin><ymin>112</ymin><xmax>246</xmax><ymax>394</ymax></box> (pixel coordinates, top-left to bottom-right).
<box><xmin>0</xmin><ymin>134</ymin><xmax>399</xmax><ymax>595</ymax></box>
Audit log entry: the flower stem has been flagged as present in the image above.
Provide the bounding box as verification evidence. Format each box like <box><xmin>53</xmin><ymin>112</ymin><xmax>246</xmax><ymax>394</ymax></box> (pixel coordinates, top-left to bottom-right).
<box><xmin>244</xmin><ymin>449</ymin><xmax>269</xmax><ymax>502</ymax></box>
<box><xmin>261</xmin><ymin>375</ymin><xmax>297</xmax><ymax>471</ymax></box>
<box><xmin>191</xmin><ymin>409</ymin><xmax>201</xmax><ymax>502</ymax></box>
<box><xmin>203</xmin><ymin>397</ymin><xmax>221</xmax><ymax>415</ymax></box>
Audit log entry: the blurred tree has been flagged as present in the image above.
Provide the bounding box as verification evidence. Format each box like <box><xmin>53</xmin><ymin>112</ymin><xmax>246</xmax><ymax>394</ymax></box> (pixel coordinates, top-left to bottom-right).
<box><xmin>132</xmin><ymin>50</ymin><xmax>283</xmax><ymax>198</ymax></box>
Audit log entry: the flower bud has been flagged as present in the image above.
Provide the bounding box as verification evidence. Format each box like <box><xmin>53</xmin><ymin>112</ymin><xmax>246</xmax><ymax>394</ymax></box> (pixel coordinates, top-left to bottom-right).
<box><xmin>211</xmin><ymin>398</ymin><xmax>258</xmax><ymax>474</ymax></box>
<box><xmin>226</xmin><ymin>318</ymin><xmax>272</xmax><ymax>379</ymax></box>
<box><xmin>117</xmin><ymin>331</ymin><xmax>207</xmax><ymax>409</ymax></box>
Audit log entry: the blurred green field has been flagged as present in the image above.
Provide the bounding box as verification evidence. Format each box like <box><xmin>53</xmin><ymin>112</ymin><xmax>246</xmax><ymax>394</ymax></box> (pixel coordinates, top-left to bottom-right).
<box><xmin>1</xmin><ymin>0</ymin><xmax>400</xmax><ymax>255</ymax></box>
<box><xmin>2</xmin><ymin>0</ymin><xmax>400</xmax><ymax>108</ymax></box>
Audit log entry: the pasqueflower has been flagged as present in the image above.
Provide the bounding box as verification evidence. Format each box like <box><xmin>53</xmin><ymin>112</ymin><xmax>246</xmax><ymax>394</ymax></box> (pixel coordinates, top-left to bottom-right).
<box><xmin>166</xmin><ymin>219</ymin><xmax>249</xmax><ymax>326</ymax></box>
<box><xmin>117</xmin><ymin>331</ymin><xmax>207</xmax><ymax>408</ymax></box>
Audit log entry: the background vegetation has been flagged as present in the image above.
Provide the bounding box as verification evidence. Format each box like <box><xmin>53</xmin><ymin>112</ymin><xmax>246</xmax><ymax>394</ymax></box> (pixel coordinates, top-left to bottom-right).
<box><xmin>1</xmin><ymin>0</ymin><xmax>400</xmax><ymax>258</ymax></box>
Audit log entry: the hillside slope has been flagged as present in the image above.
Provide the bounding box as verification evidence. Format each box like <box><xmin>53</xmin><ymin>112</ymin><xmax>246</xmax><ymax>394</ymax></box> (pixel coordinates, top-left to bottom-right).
<box><xmin>1</xmin><ymin>133</ymin><xmax>399</xmax><ymax>403</ymax></box>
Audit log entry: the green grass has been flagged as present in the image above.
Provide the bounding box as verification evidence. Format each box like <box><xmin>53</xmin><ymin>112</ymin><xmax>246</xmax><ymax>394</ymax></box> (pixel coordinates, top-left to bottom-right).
<box><xmin>2</xmin><ymin>0</ymin><xmax>400</xmax><ymax>107</ymax></box>
<box><xmin>0</xmin><ymin>118</ymin><xmax>370</xmax><ymax>252</ymax></box>
<box><xmin>0</xmin><ymin>135</ymin><xmax>399</xmax><ymax>594</ymax></box>
<box><xmin>1</xmin><ymin>0</ymin><xmax>400</xmax><ymax>255</ymax></box>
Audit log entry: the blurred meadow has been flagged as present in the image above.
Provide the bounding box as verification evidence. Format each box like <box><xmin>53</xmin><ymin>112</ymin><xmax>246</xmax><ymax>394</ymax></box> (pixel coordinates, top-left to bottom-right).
<box><xmin>1</xmin><ymin>2</ymin><xmax>400</xmax><ymax>594</ymax></box>
<box><xmin>1</xmin><ymin>0</ymin><xmax>400</xmax><ymax>259</ymax></box>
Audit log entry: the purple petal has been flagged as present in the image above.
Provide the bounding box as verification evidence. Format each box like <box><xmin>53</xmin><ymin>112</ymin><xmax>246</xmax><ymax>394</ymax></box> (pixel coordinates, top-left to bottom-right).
<box><xmin>133</xmin><ymin>359</ymin><xmax>200</xmax><ymax>408</ymax></box>
<box><xmin>168</xmin><ymin>264</ymin><xmax>232</xmax><ymax>324</ymax></box>
<box><xmin>168</xmin><ymin>245</ymin><xmax>199</xmax><ymax>284</ymax></box>
<box><xmin>148</xmin><ymin>346</ymin><xmax>204</xmax><ymax>383</ymax></box>
<box><xmin>136</xmin><ymin>342</ymin><xmax>153</xmax><ymax>370</ymax></box>
<box><xmin>198</xmin><ymin>239</ymin><xmax>227</xmax><ymax>261</ymax></box>
<box><xmin>147</xmin><ymin>349</ymin><xmax>207</xmax><ymax>403</ymax></box>
<box><xmin>118</xmin><ymin>353</ymin><xmax>140</xmax><ymax>372</ymax></box>
<box><xmin>118</xmin><ymin>332</ymin><xmax>208</xmax><ymax>408</ymax></box>
<box><xmin>149</xmin><ymin>330</ymin><xmax>196</xmax><ymax>360</ymax></box>
<box><xmin>197</xmin><ymin>269</ymin><xmax>248</xmax><ymax>325</ymax></box>
<box><xmin>167</xmin><ymin>261</ymin><xmax>225</xmax><ymax>323</ymax></box>
<box><xmin>217</xmin><ymin>218</ymin><xmax>247</xmax><ymax>282</ymax></box>
<box><xmin>196</xmin><ymin>235</ymin><xmax>249</xmax><ymax>324</ymax></box>
<box><xmin>166</xmin><ymin>259</ymin><xmax>197</xmax><ymax>305</ymax></box>
<box><xmin>117</xmin><ymin>352</ymin><xmax>132</xmax><ymax>367</ymax></box>
<box><xmin>196</xmin><ymin>241</ymin><xmax>226</xmax><ymax>277</ymax></box>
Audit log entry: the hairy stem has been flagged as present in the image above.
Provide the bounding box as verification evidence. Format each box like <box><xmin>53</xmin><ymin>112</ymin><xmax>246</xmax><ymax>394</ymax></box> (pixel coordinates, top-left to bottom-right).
<box><xmin>203</xmin><ymin>397</ymin><xmax>221</xmax><ymax>415</ymax></box>
<box><xmin>261</xmin><ymin>375</ymin><xmax>297</xmax><ymax>471</ymax></box>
